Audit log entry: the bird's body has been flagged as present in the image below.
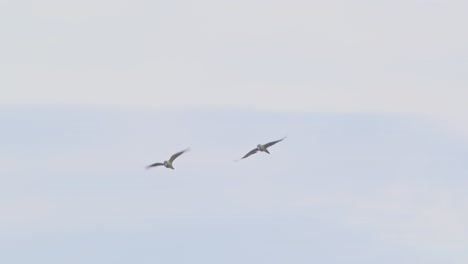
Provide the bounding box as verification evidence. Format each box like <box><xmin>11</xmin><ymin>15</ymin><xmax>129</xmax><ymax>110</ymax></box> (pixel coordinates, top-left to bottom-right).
<box><xmin>162</xmin><ymin>160</ymin><xmax>174</xmax><ymax>169</ymax></box>
<box><xmin>257</xmin><ymin>144</ymin><xmax>270</xmax><ymax>153</ymax></box>
<box><xmin>146</xmin><ymin>149</ymin><xmax>189</xmax><ymax>170</ymax></box>
<box><xmin>240</xmin><ymin>137</ymin><xmax>286</xmax><ymax>160</ymax></box>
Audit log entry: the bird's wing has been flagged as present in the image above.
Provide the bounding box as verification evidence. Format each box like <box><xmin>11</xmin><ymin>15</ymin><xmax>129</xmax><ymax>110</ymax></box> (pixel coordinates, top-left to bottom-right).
<box><xmin>146</xmin><ymin>162</ymin><xmax>164</xmax><ymax>169</ymax></box>
<box><xmin>169</xmin><ymin>148</ymin><xmax>190</xmax><ymax>163</ymax></box>
<box><xmin>241</xmin><ymin>148</ymin><xmax>258</xmax><ymax>159</ymax></box>
<box><xmin>264</xmin><ymin>137</ymin><xmax>286</xmax><ymax>148</ymax></box>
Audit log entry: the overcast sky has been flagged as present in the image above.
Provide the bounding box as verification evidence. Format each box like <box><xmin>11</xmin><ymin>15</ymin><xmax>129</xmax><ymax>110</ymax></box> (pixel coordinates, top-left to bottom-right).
<box><xmin>1</xmin><ymin>0</ymin><xmax>468</xmax><ymax>263</ymax></box>
<box><xmin>1</xmin><ymin>0</ymin><xmax>467</xmax><ymax>121</ymax></box>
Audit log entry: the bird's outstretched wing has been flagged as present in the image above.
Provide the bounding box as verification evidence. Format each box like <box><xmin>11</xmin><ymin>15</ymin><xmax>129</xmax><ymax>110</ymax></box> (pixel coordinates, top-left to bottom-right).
<box><xmin>146</xmin><ymin>162</ymin><xmax>164</xmax><ymax>169</ymax></box>
<box><xmin>264</xmin><ymin>137</ymin><xmax>286</xmax><ymax>149</ymax></box>
<box><xmin>241</xmin><ymin>148</ymin><xmax>258</xmax><ymax>159</ymax></box>
<box><xmin>169</xmin><ymin>148</ymin><xmax>190</xmax><ymax>163</ymax></box>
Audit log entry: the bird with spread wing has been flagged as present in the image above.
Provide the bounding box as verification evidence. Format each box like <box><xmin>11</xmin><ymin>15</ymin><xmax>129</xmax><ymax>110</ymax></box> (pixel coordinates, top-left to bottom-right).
<box><xmin>146</xmin><ymin>148</ymin><xmax>190</xmax><ymax>170</ymax></box>
<box><xmin>239</xmin><ymin>137</ymin><xmax>286</xmax><ymax>160</ymax></box>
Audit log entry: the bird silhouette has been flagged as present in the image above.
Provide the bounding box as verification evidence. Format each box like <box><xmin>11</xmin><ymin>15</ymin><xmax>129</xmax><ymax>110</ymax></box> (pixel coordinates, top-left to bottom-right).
<box><xmin>146</xmin><ymin>148</ymin><xmax>190</xmax><ymax>170</ymax></box>
<box><xmin>239</xmin><ymin>137</ymin><xmax>286</xmax><ymax>160</ymax></box>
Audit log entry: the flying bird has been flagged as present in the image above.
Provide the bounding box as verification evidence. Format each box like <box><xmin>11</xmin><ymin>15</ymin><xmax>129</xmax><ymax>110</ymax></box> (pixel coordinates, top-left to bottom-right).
<box><xmin>146</xmin><ymin>148</ymin><xmax>190</xmax><ymax>170</ymax></box>
<box><xmin>239</xmin><ymin>137</ymin><xmax>286</xmax><ymax>160</ymax></box>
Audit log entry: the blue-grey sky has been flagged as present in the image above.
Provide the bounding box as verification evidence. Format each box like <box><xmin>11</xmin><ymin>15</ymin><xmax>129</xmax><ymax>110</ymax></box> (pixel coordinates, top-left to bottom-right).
<box><xmin>1</xmin><ymin>0</ymin><xmax>468</xmax><ymax>263</ymax></box>
<box><xmin>1</xmin><ymin>108</ymin><xmax>468</xmax><ymax>263</ymax></box>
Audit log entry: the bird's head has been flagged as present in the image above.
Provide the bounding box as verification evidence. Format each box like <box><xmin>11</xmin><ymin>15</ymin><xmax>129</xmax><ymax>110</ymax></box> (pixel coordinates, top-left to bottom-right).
<box><xmin>257</xmin><ymin>144</ymin><xmax>262</xmax><ymax>150</ymax></box>
<box><xmin>163</xmin><ymin>161</ymin><xmax>168</xmax><ymax>167</ymax></box>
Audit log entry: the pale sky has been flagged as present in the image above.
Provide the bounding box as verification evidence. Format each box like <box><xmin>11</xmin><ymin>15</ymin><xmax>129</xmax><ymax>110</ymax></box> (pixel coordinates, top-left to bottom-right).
<box><xmin>1</xmin><ymin>0</ymin><xmax>468</xmax><ymax>263</ymax></box>
<box><xmin>1</xmin><ymin>0</ymin><xmax>467</xmax><ymax>121</ymax></box>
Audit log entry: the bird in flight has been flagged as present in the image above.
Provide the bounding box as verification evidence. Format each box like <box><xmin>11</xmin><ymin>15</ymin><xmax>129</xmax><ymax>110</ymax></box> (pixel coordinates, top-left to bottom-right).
<box><xmin>239</xmin><ymin>137</ymin><xmax>286</xmax><ymax>160</ymax></box>
<box><xmin>146</xmin><ymin>148</ymin><xmax>190</xmax><ymax>170</ymax></box>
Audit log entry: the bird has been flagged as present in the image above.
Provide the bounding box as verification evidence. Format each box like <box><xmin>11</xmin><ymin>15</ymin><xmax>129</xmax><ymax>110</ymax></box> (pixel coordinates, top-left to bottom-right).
<box><xmin>146</xmin><ymin>148</ymin><xmax>190</xmax><ymax>170</ymax></box>
<box><xmin>239</xmin><ymin>137</ymin><xmax>286</xmax><ymax>160</ymax></box>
